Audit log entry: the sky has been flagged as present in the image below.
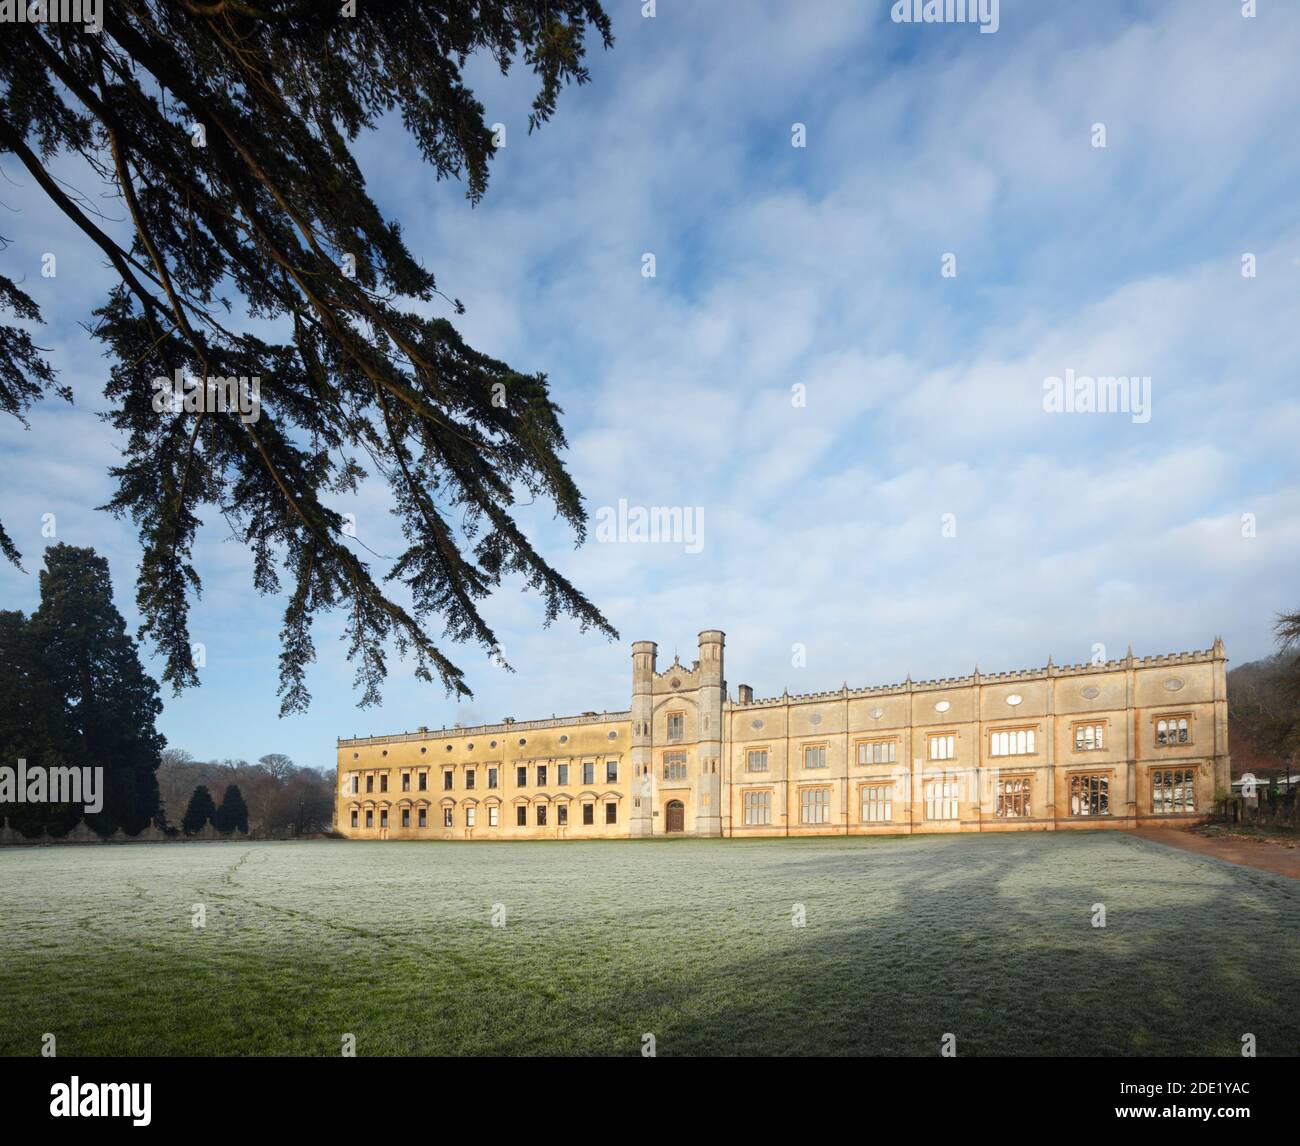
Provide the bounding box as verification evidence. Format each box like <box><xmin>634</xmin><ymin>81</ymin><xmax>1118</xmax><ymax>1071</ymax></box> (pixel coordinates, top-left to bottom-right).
<box><xmin>2</xmin><ymin>0</ymin><xmax>1298</xmax><ymax>772</ymax></box>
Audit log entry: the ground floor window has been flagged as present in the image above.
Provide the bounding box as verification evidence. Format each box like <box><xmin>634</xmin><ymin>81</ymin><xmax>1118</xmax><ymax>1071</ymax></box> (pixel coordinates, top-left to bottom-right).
<box><xmin>605</xmin><ymin>802</ymin><xmax>618</xmax><ymax>824</ymax></box>
<box><xmin>800</xmin><ymin>787</ymin><xmax>830</xmax><ymax>824</ymax></box>
<box><xmin>488</xmin><ymin>806</ymin><xmax>499</xmax><ymax>827</ymax></box>
<box><xmin>743</xmin><ymin>789</ymin><xmax>771</xmax><ymax>825</ymax></box>
<box><xmin>466</xmin><ymin>806</ymin><xmax>476</xmax><ymax>827</ymax></box>
<box><xmin>1152</xmin><ymin>769</ymin><xmax>1196</xmax><ymax>814</ymax></box>
<box><xmin>537</xmin><ymin>805</ymin><xmax>547</xmax><ymax>826</ymax></box>
<box><xmin>365</xmin><ymin>810</ymin><xmax>373</xmax><ymax>827</ymax></box>
<box><xmin>443</xmin><ymin>807</ymin><xmax>453</xmax><ymax>828</ymax></box>
<box><xmin>351</xmin><ymin>810</ymin><xmax>358</xmax><ymax>828</ymax></box>
<box><xmin>401</xmin><ymin>808</ymin><xmax>410</xmax><ymax>828</ymax></box>
<box><xmin>996</xmin><ymin>776</ymin><xmax>1031</xmax><ymax>818</ymax></box>
<box><xmin>516</xmin><ymin>806</ymin><xmax>527</xmax><ymax>827</ymax></box>
<box><xmin>924</xmin><ymin>777</ymin><xmax>958</xmax><ymax>821</ymax></box>
<box><xmin>418</xmin><ymin>808</ymin><xmax>426</xmax><ymax>828</ymax></box>
<box><xmin>1070</xmin><ymin>773</ymin><xmax>1109</xmax><ymax>816</ymax></box>
<box><xmin>583</xmin><ymin>803</ymin><xmax>594</xmax><ymax>825</ymax></box>
<box><xmin>861</xmin><ymin>784</ymin><xmax>892</xmax><ymax>823</ymax></box>
<box><xmin>558</xmin><ymin>804</ymin><xmax>568</xmax><ymax>826</ymax></box>
<box><xmin>379</xmin><ymin>810</ymin><xmax>388</xmax><ymax>828</ymax></box>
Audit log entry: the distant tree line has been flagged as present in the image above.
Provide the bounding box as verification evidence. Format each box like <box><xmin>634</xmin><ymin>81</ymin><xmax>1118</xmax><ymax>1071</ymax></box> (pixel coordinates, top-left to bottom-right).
<box><xmin>162</xmin><ymin>752</ymin><xmax>333</xmax><ymax>838</ymax></box>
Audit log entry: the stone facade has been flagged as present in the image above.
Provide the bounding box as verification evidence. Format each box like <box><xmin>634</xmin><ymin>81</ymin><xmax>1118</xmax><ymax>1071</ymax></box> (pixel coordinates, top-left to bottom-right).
<box><xmin>335</xmin><ymin>631</ymin><xmax>1230</xmax><ymax>839</ymax></box>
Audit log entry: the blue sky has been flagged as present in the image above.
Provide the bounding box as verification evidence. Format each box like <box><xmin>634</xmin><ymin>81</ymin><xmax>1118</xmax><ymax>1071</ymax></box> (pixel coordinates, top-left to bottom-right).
<box><xmin>2</xmin><ymin>0</ymin><xmax>1298</xmax><ymax>771</ymax></box>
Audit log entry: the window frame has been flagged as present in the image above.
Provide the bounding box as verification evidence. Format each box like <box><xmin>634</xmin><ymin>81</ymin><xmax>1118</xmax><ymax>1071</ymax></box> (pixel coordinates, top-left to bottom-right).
<box><xmin>801</xmin><ymin>742</ymin><xmax>829</xmax><ymax>770</ymax></box>
<box><xmin>928</xmin><ymin>731</ymin><xmax>957</xmax><ymax>762</ymax></box>
<box><xmin>988</xmin><ymin>725</ymin><xmax>1038</xmax><ymax>758</ymax></box>
<box><xmin>1153</xmin><ymin>712</ymin><xmax>1193</xmax><ymax>749</ymax></box>
<box><xmin>1068</xmin><ymin>771</ymin><xmax>1112</xmax><ymax>817</ymax></box>
<box><xmin>742</xmin><ymin>787</ymin><xmax>772</xmax><ymax>826</ymax></box>
<box><xmin>799</xmin><ymin>785</ymin><xmax>831</xmax><ymax>825</ymax></box>
<box><xmin>859</xmin><ymin>781</ymin><xmax>893</xmax><ymax>823</ymax></box>
<box><xmin>855</xmin><ymin>737</ymin><xmax>898</xmax><ymax>767</ymax></box>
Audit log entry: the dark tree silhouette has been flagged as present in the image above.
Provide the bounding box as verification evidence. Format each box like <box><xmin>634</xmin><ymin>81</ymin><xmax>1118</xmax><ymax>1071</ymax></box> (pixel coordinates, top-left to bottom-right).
<box><xmin>214</xmin><ymin>784</ymin><xmax>250</xmax><ymax>835</ymax></box>
<box><xmin>0</xmin><ymin>2</ymin><xmax>616</xmax><ymax>714</ymax></box>
<box><xmin>181</xmin><ymin>784</ymin><xmax>217</xmax><ymax>836</ymax></box>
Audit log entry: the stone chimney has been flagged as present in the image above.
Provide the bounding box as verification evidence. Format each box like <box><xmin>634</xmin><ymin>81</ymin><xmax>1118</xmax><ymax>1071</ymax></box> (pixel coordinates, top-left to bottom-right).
<box><xmin>738</xmin><ymin>683</ymin><xmax>753</xmax><ymax>705</ymax></box>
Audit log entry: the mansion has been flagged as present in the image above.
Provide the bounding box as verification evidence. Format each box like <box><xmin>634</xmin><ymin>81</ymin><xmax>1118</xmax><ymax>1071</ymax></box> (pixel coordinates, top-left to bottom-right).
<box><xmin>335</xmin><ymin>630</ymin><xmax>1230</xmax><ymax>840</ymax></box>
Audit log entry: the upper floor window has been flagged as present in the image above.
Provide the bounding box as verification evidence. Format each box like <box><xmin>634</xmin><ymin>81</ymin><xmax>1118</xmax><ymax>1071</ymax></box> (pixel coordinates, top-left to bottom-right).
<box><xmin>350</xmin><ymin>775</ymin><xmax>359</xmax><ymax>795</ymax></box>
<box><xmin>516</xmin><ymin>765</ymin><xmax>527</xmax><ymax>787</ymax></box>
<box><xmin>366</xmin><ymin>775</ymin><xmax>374</xmax><ymax>793</ymax></box>
<box><xmin>1074</xmin><ymin>722</ymin><xmax>1105</xmax><ymax>752</ymax></box>
<box><xmin>557</xmin><ymin>763</ymin><xmax>569</xmax><ymax>786</ymax></box>
<box><xmin>746</xmin><ymin>748</ymin><xmax>769</xmax><ymax>772</ymax></box>
<box><xmin>536</xmin><ymin>765</ymin><xmax>548</xmax><ymax>786</ymax></box>
<box><xmin>583</xmin><ymin>762</ymin><xmax>595</xmax><ymax>785</ymax></box>
<box><xmin>996</xmin><ymin>776</ymin><xmax>1031</xmax><ymax>818</ymax></box>
<box><xmin>487</xmin><ymin>767</ymin><xmax>498</xmax><ymax>789</ymax></box>
<box><xmin>1155</xmin><ymin>716</ymin><xmax>1191</xmax><ymax>747</ymax></box>
<box><xmin>401</xmin><ymin>773</ymin><xmax>411</xmax><ymax>792</ymax></box>
<box><xmin>800</xmin><ymin>787</ymin><xmax>830</xmax><ymax>824</ymax></box>
<box><xmin>1153</xmin><ymin>768</ymin><xmax>1196</xmax><ymax>814</ymax></box>
<box><xmin>465</xmin><ymin>769</ymin><xmax>476</xmax><ymax>790</ymax></box>
<box><xmin>857</xmin><ymin>738</ymin><xmax>897</xmax><ymax>766</ymax></box>
<box><xmin>443</xmin><ymin>771</ymin><xmax>453</xmax><ymax>791</ymax></box>
<box><xmin>924</xmin><ymin>777</ymin><xmax>959</xmax><ymax>820</ymax></box>
<box><xmin>1069</xmin><ymin>773</ymin><xmax>1109</xmax><ymax>816</ymax></box>
<box><xmin>663</xmin><ymin>751</ymin><xmax>688</xmax><ymax>781</ymax></box>
<box><xmin>417</xmin><ymin>772</ymin><xmax>427</xmax><ymax>791</ymax></box>
<box><xmin>605</xmin><ymin>761</ymin><xmax>618</xmax><ymax>783</ymax></box>
<box><xmin>743</xmin><ymin>789</ymin><xmax>771</xmax><ymax>826</ymax></box>
<box><xmin>929</xmin><ymin>733</ymin><xmax>956</xmax><ymax>761</ymax></box>
<box><xmin>803</xmin><ymin>744</ymin><xmax>828</xmax><ymax>769</ymax></box>
<box><xmin>990</xmin><ymin>728</ymin><xmax>1036</xmax><ymax>757</ymax></box>
<box><xmin>379</xmin><ymin>774</ymin><xmax>389</xmax><ymax>793</ymax></box>
<box><xmin>666</xmin><ymin>712</ymin><xmax>684</xmax><ymax>742</ymax></box>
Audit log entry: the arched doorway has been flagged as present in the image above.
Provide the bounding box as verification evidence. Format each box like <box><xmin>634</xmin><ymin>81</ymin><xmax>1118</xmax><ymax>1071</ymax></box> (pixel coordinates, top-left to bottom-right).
<box><xmin>665</xmin><ymin>800</ymin><xmax>685</xmax><ymax>833</ymax></box>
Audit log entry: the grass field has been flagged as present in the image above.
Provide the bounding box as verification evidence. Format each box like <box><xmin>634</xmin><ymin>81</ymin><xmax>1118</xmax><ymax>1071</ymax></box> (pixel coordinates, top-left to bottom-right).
<box><xmin>1</xmin><ymin>831</ymin><xmax>1297</xmax><ymax>1056</ymax></box>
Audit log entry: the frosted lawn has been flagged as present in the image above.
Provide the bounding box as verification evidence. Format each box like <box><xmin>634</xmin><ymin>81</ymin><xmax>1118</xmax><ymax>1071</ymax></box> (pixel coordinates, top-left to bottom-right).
<box><xmin>1</xmin><ymin>832</ymin><xmax>1297</xmax><ymax>1056</ymax></box>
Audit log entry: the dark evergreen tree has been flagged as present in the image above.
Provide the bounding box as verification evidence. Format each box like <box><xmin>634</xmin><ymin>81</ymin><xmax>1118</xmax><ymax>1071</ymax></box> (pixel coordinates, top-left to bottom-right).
<box><xmin>0</xmin><ymin>2</ymin><xmax>617</xmax><ymax>715</ymax></box>
<box><xmin>0</xmin><ymin>609</ymin><xmax>81</xmax><ymax>838</ymax></box>
<box><xmin>10</xmin><ymin>546</ymin><xmax>165</xmax><ymax>837</ymax></box>
<box><xmin>181</xmin><ymin>785</ymin><xmax>217</xmax><ymax>836</ymax></box>
<box><xmin>214</xmin><ymin>784</ymin><xmax>250</xmax><ymax>836</ymax></box>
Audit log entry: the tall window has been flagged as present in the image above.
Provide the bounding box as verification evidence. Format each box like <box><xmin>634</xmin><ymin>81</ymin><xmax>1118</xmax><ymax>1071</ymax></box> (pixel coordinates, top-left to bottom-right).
<box><xmin>861</xmin><ymin>784</ymin><xmax>892</xmax><ymax>823</ymax></box>
<box><xmin>1153</xmin><ymin>769</ymin><xmax>1196</xmax><ymax>814</ymax></box>
<box><xmin>990</xmin><ymin>728</ymin><xmax>1036</xmax><ymax>757</ymax></box>
<box><xmin>929</xmin><ymin>733</ymin><xmax>956</xmax><ymax>761</ymax></box>
<box><xmin>558</xmin><ymin>804</ymin><xmax>568</xmax><ymax>826</ymax></box>
<box><xmin>663</xmin><ymin>751</ymin><xmax>688</xmax><ymax>781</ymax></box>
<box><xmin>516</xmin><ymin>766</ymin><xmax>527</xmax><ymax>787</ymax></box>
<box><xmin>1156</xmin><ymin>716</ymin><xmax>1191</xmax><ymax>747</ymax></box>
<box><xmin>351</xmin><ymin>809</ymin><xmax>358</xmax><ymax>828</ymax></box>
<box><xmin>465</xmin><ymin>769</ymin><xmax>476</xmax><ymax>790</ymax></box>
<box><xmin>743</xmin><ymin>789</ymin><xmax>771</xmax><ymax>825</ymax></box>
<box><xmin>401</xmin><ymin>774</ymin><xmax>410</xmax><ymax>792</ymax></box>
<box><xmin>536</xmin><ymin>765</ymin><xmax>548</xmax><ymax>786</ymax></box>
<box><xmin>487</xmin><ymin>767</ymin><xmax>498</xmax><ymax>789</ymax></box>
<box><xmin>418</xmin><ymin>808</ymin><xmax>427</xmax><ymax>827</ymax></box>
<box><xmin>351</xmin><ymin>776</ymin><xmax>359</xmax><ymax>795</ymax></box>
<box><xmin>604</xmin><ymin>802</ymin><xmax>617</xmax><ymax>824</ymax></box>
<box><xmin>443</xmin><ymin>807</ymin><xmax>453</xmax><ymax>828</ymax></box>
<box><xmin>858</xmin><ymin>739</ymin><xmax>897</xmax><ymax>766</ymax></box>
<box><xmin>996</xmin><ymin>776</ymin><xmax>1031</xmax><ymax>818</ymax></box>
<box><xmin>516</xmin><ymin>805</ymin><xmax>527</xmax><ymax>826</ymax></box>
<box><xmin>666</xmin><ymin>712</ymin><xmax>684</xmax><ymax>742</ymax></box>
<box><xmin>365</xmin><ymin>810</ymin><xmax>373</xmax><ymax>827</ymax></box>
<box><xmin>465</xmin><ymin>805</ymin><xmax>476</xmax><ymax>827</ymax></box>
<box><xmin>401</xmin><ymin>808</ymin><xmax>410</xmax><ymax>827</ymax></box>
<box><xmin>443</xmin><ymin>770</ymin><xmax>453</xmax><ymax>791</ymax></box>
<box><xmin>800</xmin><ymin>787</ymin><xmax>830</xmax><ymax>824</ymax></box>
<box><xmin>536</xmin><ymin>805</ymin><xmax>547</xmax><ymax>827</ymax></box>
<box><xmin>380</xmin><ymin>775</ymin><xmax>388</xmax><ymax>792</ymax></box>
<box><xmin>583</xmin><ymin>762</ymin><xmax>595</xmax><ymax>785</ymax></box>
<box><xmin>418</xmin><ymin>773</ymin><xmax>427</xmax><ymax>791</ymax></box>
<box><xmin>582</xmin><ymin>803</ymin><xmax>594</xmax><ymax>825</ymax></box>
<box><xmin>1074</xmin><ymin>723</ymin><xmax>1105</xmax><ymax>751</ymax></box>
<box><xmin>924</xmin><ymin>777</ymin><xmax>959</xmax><ymax>820</ymax></box>
<box><xmin>379</xmin><ymin>810</ymin><xmax>388</xmax><ymax>827</ymax></box>
<box><xmin>803</xmin><ymin>745</ymin><xmax>827</xmax><ymax>770</ymax></box>
<box><xmin>488</xmin><ymin>805</ymin><xmax>499</xmax><ymax>827</ymax></box>
<box><xmin>605</xmin><ymin>761</ymin><xmax>618</xmax><ymax>783</ymax></box>
<box><xmin>746</xmin><ymin>748</ymin><xmax>769</xmax><ymax>772</ymax></box>
<box><xmin>366</xmin><ymin>775</ymin><xmax>373</xmax><ymax>793</ymax></box>
<box><xmin>558</xmin><ymin>763</ymin><xmax>569</xmax><ymax>786</ymax></box>
<box><xmin>1070</xmin><ymin>773</ymin><xmax>1109</xmax><ymax>816</ymax></box>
